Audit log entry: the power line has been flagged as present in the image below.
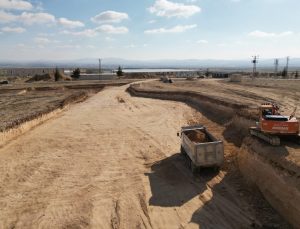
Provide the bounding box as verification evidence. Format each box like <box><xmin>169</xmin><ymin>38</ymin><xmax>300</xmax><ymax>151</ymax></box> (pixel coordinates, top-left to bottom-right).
<box><xmin>252</xmin><ymin>55</ymin><xmax>259</xmax><ymax>79</ymax></box>
<box><xmin>286</xmin><ymin>56</ymin><xmax>290</xmax><ymax>75</ymax></box>
<box><xmin>274</xmin><ymin>58</ymin><xmax>279</xmax><ymax>75</ymax></box>
<box><xmin>98</xmin><ymin>58</ymin><xmax>102</xmax><ymax>80</ymax></box>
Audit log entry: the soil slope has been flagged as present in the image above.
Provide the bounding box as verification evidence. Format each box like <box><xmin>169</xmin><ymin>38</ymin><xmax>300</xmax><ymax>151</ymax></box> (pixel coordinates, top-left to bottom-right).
<box><xmin>0</xmin><ymin>85</ymin><xmax>288</xmax><ymax>228</ymax></box>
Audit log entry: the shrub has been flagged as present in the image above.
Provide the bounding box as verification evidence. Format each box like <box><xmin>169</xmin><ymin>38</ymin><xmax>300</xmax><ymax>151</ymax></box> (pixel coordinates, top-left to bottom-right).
<box><xmin>117</xmin><ymin>66</ymin><xmax>123</xmax><ymax>77</ymax></box>
<box><xmin>281</xmin><ymin>67</ymin><xmax>288</xmax><ymax>78</ymax></box>
<box><xmin>54</xmin><ymin>68</ymin><xmax>61</xmax><ymax>81</ymax></box>
<box><xmin>71</xmin><ymin>68</ymin><xmax>81</xmax><ymax>79</ymax></box>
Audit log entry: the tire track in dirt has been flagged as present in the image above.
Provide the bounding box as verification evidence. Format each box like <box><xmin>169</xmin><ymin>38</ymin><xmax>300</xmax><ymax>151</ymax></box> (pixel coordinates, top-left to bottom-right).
<box><xmin>0</xmin><ymin>84</ymin><xmax>271</xmax><ymax>228</ymax></box>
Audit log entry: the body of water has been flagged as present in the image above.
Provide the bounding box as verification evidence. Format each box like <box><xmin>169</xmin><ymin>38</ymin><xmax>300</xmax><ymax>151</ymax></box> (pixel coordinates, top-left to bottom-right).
<box><xmin>122</xmin><ymin>68</ymin><xmax>198</xmax><ymax>73</ymax></box>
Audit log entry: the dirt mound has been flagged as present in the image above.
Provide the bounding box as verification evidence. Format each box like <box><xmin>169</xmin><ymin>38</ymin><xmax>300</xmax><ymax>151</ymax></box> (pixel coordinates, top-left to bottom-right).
<box><xmin>186</xmin><ymin>130</ymin><xmax>210</xmax><ymax>143</ymax></box>
<box><xmin>128</xmin><ymin>82</ymin><xmax>297</xmax><ymax>227</ymax></box>
<box><xmin>26</xmin><ymin>73</ymin><xmax>72</xmax><ymax>83</ymax></box>
<box><xmin>238</xmin><ymin>139</ymin><xmax>300</xmax><ymax>228</ymax></box>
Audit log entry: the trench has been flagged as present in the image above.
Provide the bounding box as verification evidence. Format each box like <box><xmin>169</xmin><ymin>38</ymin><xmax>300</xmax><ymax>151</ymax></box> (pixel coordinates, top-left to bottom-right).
<box><xmin>127</xmin><ymin>84</ymin><xmax>300</xmax><ymax>228</ymax></box>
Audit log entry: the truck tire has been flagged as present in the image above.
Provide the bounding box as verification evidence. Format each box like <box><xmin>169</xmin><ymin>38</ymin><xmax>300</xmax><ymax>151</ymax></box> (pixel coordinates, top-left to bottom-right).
<box><xmin>190</xmin><ymin>161</ymin><xmax>198</xmax><ymax>174</ymax></box>
<box><xmin>214</xmin><ymin>166</ymin><xmax>220</xmax><ymax>173</ymax></box>
<box><xmin>180</xmin><ymin>146</ymin><xmax>187</xmax><ymax>156</ymax></box>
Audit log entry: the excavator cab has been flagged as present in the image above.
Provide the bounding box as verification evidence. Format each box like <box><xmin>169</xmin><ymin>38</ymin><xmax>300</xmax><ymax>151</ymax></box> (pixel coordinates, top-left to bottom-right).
<box><xmin>260</xmin><ymin>103</ymin><xmax>279</xmax><ymax>118</ymax></box>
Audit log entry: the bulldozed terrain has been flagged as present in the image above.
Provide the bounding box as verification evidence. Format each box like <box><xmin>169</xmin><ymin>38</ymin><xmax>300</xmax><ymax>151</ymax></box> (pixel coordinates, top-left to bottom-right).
<box><xmin>128</xmin><ymin>78</ymin><xmax>300</xmax><ymax>227</ymax></box>
<box><xmin>0</xmin><ymin>80</ymin><xmax>132</xmax><ymax>132</ymax></box>
<box><xmin>135</xmin><ymin>78</ymin><xmax>300</xmax><ymax>119</ymax></box>
<box><xmin>0</xmin><ymin>80</ymin><xmax>295</xmax><ymax>228</ymax></box>
<box><xmin>130</xmin><ymin>78</ymin><xmax>300</xmax><ymax>165</ymax></box>
<box><xmin>0</xmin><ymin>80</ymin><xmax>299</xmax><ymax>228</ymax></box>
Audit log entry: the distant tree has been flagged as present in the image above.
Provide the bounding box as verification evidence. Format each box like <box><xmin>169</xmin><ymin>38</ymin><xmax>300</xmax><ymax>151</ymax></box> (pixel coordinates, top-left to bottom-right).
<box><xmin>295</xmin><ymin>71</ymin><xmax>299</xmax><ymax>79</ymax></box>
<box><xmin>54</xmin><ymin>67</ymin><xmax>60</xmax><ymax>81</ymax></box>
<box><xmin>116</xmin><ymin>66</ymin><xmax>123</xmax><ymax>77</ymax></box>
<box><xmin>281</xmin><ymin>67</ymin><xmax>288</xmax><ymax>78</ymax></box>
<box><xmin>71</xmin><ymin>68</ymin><xmax>81</xmax><ymax>79</ymax></box>
<box><xmin>205</xmin><ymin>68</ymin><xmax>210</xmax><ymax>77</ymax></box>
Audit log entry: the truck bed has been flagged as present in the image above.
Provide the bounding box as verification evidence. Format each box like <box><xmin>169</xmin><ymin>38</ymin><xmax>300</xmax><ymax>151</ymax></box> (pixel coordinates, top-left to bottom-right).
<box><xmin>180</xmin><ymin>125</ymin><xmax>224</xmax><ymax>170</ymax></box>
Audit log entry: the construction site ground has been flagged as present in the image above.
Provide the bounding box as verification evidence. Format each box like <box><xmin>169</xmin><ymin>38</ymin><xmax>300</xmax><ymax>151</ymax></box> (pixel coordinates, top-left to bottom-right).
<box><xmin>134</xmin><ymin>79</ymin><xmax>300</xmax><ymax>168</ymax></box>
<box><xmin>0</xmin><ymin>80</ymin><xmax>133</xmax><ymax>132</ymax></box>
<box><xmin>0</xmin><ymin>82</ymin><xmax>292</xmax><ymax>228</ymax></box>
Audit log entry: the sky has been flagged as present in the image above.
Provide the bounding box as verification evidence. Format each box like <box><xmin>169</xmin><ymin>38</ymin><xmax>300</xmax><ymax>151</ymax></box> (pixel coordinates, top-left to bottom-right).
<box><xmin>0</xmin><ymin>0</ymin><xmax>299</xmax><ymax>61</ymax></box>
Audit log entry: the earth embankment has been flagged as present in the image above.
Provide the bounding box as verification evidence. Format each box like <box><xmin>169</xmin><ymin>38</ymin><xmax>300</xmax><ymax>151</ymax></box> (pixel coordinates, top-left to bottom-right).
<box><xmin>128</xmin><ymin>80</ymin><xmax>299</xmax><ymax>227</ymax></box>
<box><xmin>0</xmin><ymin>84</ymin><xmax>290</xmax><ymax>228</ymax></box>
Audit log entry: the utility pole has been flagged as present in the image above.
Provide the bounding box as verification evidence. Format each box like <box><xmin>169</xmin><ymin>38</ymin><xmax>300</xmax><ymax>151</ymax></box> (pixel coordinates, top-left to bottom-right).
<box><xmin>286</xmin><ymin>56</ymin><xmax>289</xmax><ymax>77</ymax></box>
<box><xmin>274</xmin><ymin>58</ymin><xmax>279</xmax><ymax>75</ymax></box>
<box><xmin>98</xmin><ymin>58</ymin><xmax>102</xmax><ymax>80</ymax></box>
<box><xmin>252</xmin><ymin>55</ymin><xmax>259</xmax><ymax>79</ymax></box>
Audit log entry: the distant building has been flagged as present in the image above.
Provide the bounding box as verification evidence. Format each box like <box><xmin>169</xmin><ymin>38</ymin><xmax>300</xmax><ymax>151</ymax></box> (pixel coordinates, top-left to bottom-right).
<box><xmin>211</xmin><ymin>72</ymin><xmax>230</xmax><ymax>78</ymax></box>
<box><xmin>174</xmin><ymin>71</ymin><xmax>198</xmax><ymax>78</ymax></box>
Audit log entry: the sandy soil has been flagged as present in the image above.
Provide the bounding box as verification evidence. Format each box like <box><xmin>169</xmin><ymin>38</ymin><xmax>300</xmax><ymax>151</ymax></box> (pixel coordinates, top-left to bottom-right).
<box><xmin>0</xmin><ymin>78</ymin><xmax>133</xmax><ymax>132</ymax></box>
<box><xmin>0</xmin><ymin>85</ymin><xmax>289</xmax><ymax>228</ymax></box>
<box><xmin>139</xmin><ymin>78</ymin><xmax>300</xmax><ymax>118</ymax></box>
<box><xmin>129</xmin><ymin>79</ymin><xmax>300</xmax><ymax>227</ymax></box>
<box><xmin>133</xmin><ymin>79</ymin><xmax>300</xmax><ymax>168</ymax></box>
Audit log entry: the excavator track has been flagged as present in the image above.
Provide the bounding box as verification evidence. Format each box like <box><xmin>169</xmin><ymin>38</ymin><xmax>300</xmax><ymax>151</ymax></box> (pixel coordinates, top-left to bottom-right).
<box><xmin>249</xmin><ymin>127</ymin><xmax>281</xmax><ymax>146</ymax></box>
<box><xmin>291</xmin><ymin>134</ymin><xmax>300</xmax><ymax>145</ymax></box>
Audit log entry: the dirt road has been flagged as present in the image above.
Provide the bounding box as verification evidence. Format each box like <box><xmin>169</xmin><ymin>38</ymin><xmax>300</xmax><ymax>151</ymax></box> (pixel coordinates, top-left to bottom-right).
<box><xmin>0</xmin><ymin>85</ymin><xmax>271</xmax><ymax>228</ymax></box>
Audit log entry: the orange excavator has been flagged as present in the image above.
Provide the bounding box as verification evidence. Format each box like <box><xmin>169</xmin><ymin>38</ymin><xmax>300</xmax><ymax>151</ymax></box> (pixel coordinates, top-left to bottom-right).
<box><xmin>250</xmin><ymin>103</ymin><xmax>299</xmax><ymax>145</ymax></box>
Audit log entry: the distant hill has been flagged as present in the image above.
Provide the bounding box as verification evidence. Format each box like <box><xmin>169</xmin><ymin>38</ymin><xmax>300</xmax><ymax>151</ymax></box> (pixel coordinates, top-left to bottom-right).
<box><xmin>0</xmin><ymin>57</ymin><xmax>299</xmax><ymax>70</ymax></box>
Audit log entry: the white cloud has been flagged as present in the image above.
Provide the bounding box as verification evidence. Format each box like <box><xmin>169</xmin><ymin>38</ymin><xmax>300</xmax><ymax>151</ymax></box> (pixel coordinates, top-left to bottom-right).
<box><xmin>0</xmin><ymin>0</ymin><xmax>32</xmax><ymax>10</ymax></box>
<box><xmin>217</xmin><ymin>43</ymin><xmax>227</xmax><ymax>47</ymax></box>
<box><xmin>149</xmin><ymin>0</ymin><xmax>201</xmax><ymax>18</ymax></box>
<box><xmin>124</xmin><ymin>44</ymin><xmax>137</xmax><ymax>48</ymax></box>
<box><xmin>144</xmin><ymin>24</ymin><xmax>197</xmax><ymax>34</ymax></box>
<box><xmin>105</xmin><ymin>36</ymin><xmax>115</xmax><ymax>41</ymax></box>
<box><xmin>34</xmin><ymin>37</ymin><xmax>51</xmax><ymax>44</ymax></box>
<box><xmin>96</xmin><ymin>24</ymin><xmax>128</xmax><ymax>34</ymax></box>
<box><xmin>61</xmin><ymin>29</ymin><xmax>98</xmax><ymax>38</ymax></box>
<box><xmin>197</xmin><ymin>39</ymin><xmax>208</xmax><ymax>44</ymax></box>
<box><xmin>0</xmin><ymin>10</ymin><xmax>17</xmax><ymax>23</ymax></box>
<box><xmin>17</xmin><ymin>43</ymin><xmax>26</xmax><ymax>47</ymax></box>
<box><xmin>56</xmin><ymin>44</ymin><xmax>81</xmax><ymax>49</ymax></box>
<box><xmin>62</xmin><ymin>24</ymin><xmax>129</xmax><ymax>37</ymax></box>
<box><xmin>1</xmin><ymin>26</ymin><xmax>25</xmax><ymax>33</ymax></box>
<box><xmin>0</xmin><ymin>11</ymin><xmax>55</xmax><ymax>25</ymax></box>
<box><xmin>248</xmin><ymin>30</ymin><xmax>294</xmax><ymax>38</ymax></box>
<box><xmin>20</xmin><ymin>12</ymin><xmax>55</xmax><ymax>25</ymax></box>
<box><xmin>0</xmin><ymin>11</ymin><xmax>83</xmax><ymax>29</ymax></box>
<box><xmin>91</xmin><ymin>10</ymin><xmax>128</xmax><ymax>24</ymax></box>
<box><xmin>58</xmin><ymin>18</ymin><xmax>84</xmax><ymax>29</ymax></box>
<box><xmin>34</xmin><ymin>37</ymin><xmax>60</xmax><ymax>45</ymax></box>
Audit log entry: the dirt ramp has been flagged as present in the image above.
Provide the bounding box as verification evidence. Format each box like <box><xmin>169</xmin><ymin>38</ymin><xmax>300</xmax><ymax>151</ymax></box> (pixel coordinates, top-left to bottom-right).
<box><xmin>238</xmin><ymin>138</ymin><xmax>300</xmax><ymax>227</ymax></box>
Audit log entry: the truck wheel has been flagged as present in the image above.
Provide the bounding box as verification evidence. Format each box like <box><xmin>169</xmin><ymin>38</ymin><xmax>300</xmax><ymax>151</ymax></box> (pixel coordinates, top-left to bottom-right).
<box><xmin>180</xmin><ymin>146</ymin><xmax>186</xmax><ymax>156</ymax></box>
<box><xmin>214</xmin><ymin>166</ymin><xmax>220</xmax><ymax>173</ymax></box>
<box><xmin>191</xmin><ymin>162</ymin><xmax>198</xmax><ymax>174</ymax></box>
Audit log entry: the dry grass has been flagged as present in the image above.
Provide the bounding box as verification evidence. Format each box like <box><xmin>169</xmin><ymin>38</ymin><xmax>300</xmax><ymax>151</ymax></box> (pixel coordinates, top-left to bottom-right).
<box><xmin>0</xmin><ymin>79</ymin><xmax>135</xmax><ymax>133</ymax></box>
<box><xmin>0</xmin><ymin>89</ymin><xmax>85</xmax><ymax>132</ymax></box>
<box><xmin>0</xmin><ymin>108</ymin><xmax>63</xmax><ymax>147</ymax></box>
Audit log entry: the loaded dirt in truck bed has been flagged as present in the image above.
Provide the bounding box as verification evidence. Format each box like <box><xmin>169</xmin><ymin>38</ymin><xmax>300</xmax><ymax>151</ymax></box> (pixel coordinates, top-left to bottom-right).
<box><xmin>185</xmin><ymin>129</ymin><xmax>213</xmax><ymax>143</ymax></box>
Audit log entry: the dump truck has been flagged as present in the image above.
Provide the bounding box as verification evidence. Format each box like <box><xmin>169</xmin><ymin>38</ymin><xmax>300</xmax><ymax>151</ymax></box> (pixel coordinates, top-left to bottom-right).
<box><xmin>178</xmin><ymin>125</ymin><xmax>224</xmax><ymax>173</ymax></box>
